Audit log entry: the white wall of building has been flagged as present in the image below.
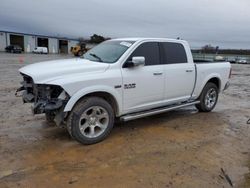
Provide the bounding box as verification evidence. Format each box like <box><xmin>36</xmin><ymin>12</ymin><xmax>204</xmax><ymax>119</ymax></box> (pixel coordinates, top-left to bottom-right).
<box><xmin>0</xmin><ymin>32</ymin><xmax>7</xmax><ymax>51</ymax></box>
<box><xmin>6</xmin><ymin>33</ymin><xmax>10</xmax><ymax>46</ymax></box>
<box><xmin>49</xmin><ymin>38</ymin><xmax>58</xmax><ymax>53</ymax></box>
<box><xmin>0</xmin><ymin>31</ymin><xmax>79</xmax><ymax>53</ymax></box>
<box><xmin>24</xmin><ymin>35</ymin><xmax>36</xmax><ymax>52</ymax></box>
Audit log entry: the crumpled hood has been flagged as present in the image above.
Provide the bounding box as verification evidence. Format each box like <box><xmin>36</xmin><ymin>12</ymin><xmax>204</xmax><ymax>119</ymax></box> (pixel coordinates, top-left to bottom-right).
<box><xmin>19</xmin><ymin>58</ymin><xmax>109</xmax><ymax>83</ymax></box>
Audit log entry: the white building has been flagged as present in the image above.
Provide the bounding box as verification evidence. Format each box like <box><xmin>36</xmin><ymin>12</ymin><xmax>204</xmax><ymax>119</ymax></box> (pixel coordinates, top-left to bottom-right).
<box><xmin>0</xmin><ymin>31</ymin><xmax>79</xmax><ymax>54</ymax></box>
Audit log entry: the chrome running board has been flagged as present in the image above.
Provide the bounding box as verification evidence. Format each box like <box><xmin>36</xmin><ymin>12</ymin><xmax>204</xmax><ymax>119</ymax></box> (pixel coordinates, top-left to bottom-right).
<box><xmin>120</xmin><ymin>101</ymin><xmax>200</xmax><ymax>122</ymax></box>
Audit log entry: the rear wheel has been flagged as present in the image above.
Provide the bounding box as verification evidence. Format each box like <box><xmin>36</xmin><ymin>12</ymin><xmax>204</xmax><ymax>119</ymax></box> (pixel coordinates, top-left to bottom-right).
<box><xmin>67</xmin><ymin>97</ymin><xmax>114</xmax><ymax>145</ymax></box>
<box><xmin>195</xmin><ymin>82</ymin><xmax>218</xmax><ymax>112</ymax></box>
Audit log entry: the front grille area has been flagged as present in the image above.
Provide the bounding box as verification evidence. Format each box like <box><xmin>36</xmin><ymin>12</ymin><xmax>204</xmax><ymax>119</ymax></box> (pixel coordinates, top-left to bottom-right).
<box><xmin>35</xmin><ymin>85</ymin><xmax>63</xmax><ymax>101</ymax></box>
<box><xmin>20</xmin><ymin>73</ymin><xmax>63</xmax><ymax>103</ymax></box>
<box><xmin>20</xmin><ymin>73</ymin><xmax>35</xmax><ymax>103</ymax></box>
<box><xmin>21</xmin><ymin>73</ymin><xmax>34</xmax><ymax>92</ymax></box>
<box><xmin>18</xmin><ymin>73</ymin><xmax>68</xmax><ymax>121</ymax></box>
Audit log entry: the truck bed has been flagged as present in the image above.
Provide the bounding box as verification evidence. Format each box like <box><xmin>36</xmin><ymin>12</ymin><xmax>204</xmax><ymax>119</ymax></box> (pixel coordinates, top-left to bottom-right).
<box><xmin>192</xmin><ymin>61</ymin><xmax>231</xmax><ymax>99</ymax></box>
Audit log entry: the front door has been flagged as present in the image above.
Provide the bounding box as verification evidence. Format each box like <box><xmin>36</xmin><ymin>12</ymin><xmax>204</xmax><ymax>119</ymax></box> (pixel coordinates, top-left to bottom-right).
<box><xmin>121</xmin><ymin>42</ymin><xmax>165</xmax><ymax>113</ymax></box>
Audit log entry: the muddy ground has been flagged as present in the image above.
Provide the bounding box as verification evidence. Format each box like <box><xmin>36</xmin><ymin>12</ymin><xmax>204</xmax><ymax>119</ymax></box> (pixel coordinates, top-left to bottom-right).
<box><xmin>0</xmin><ymin>52</ymin><xmax>249</xmax><ymax>188</ymax></box>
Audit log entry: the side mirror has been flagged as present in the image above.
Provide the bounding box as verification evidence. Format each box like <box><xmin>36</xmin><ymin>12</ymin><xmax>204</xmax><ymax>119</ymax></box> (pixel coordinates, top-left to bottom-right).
<box><xmin>124</xmin><ymin>56</ymin><xmax>145</xmax><ymax>68</ymax></box>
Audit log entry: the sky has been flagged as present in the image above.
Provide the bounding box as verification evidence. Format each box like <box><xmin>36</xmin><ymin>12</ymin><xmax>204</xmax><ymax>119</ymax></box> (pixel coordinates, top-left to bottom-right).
<box><xmin>0</xmin><ymin>0</ymin><xmax>250</xmax><ymax>49</ymax></box>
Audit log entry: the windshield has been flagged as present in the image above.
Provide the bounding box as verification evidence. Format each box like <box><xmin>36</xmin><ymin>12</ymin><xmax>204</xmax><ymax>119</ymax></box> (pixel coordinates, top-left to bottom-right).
<box><xmin>82</xmin><ymin>40</ymin><xmax>135</xmax><ymax>63</ymax></box>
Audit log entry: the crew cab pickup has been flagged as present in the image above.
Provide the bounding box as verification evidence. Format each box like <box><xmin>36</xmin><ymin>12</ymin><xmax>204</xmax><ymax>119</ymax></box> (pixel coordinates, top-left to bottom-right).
<box><xmin>17</xmin><ymin>38</ymin><xmax>231</xmax><ymax>144</ymax></box>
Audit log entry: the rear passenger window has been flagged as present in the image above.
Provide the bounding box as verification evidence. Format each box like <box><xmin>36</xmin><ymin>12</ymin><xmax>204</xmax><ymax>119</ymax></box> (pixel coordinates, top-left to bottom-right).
<box><xmin>161</xmin><ymin>42</ymin><xmax>187</xmax><ymax>64</ymax></box>
<box><xmin>129</xmin><ymin>42</ymin><xmax>160</xmax><ymax>66</ymax></box>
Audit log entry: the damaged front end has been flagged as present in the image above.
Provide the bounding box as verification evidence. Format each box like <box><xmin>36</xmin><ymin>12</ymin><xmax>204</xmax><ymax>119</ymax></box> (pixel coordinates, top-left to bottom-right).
<box><xmin>16</xmin><ymin>73</ymin><xmax>70</xmax><ymax>126</ymax></box>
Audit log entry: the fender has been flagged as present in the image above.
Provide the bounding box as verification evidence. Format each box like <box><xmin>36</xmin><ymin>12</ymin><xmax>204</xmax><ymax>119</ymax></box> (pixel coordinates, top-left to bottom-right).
<box><xmin>64</xmin><ymin>85</ymin><xmax>122</xmax><ymax>116</ymax></box>
<box><xmin>194</xmin><ymin>73</ymin><xmax>222</xmax><ymax>98</ymax></box>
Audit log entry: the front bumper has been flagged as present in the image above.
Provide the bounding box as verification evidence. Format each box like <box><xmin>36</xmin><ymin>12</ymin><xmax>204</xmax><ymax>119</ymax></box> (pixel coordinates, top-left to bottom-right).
<box><xmin>31</xmin><ymin>99</ymin><xmax>65</xmax><ymax>115</ymax></box>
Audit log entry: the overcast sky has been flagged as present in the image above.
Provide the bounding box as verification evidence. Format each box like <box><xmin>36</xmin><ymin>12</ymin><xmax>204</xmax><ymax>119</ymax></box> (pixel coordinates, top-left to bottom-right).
<box><xmin>0</xmin><ymin>0</ymin><xmax>250</xmax><ymax>49</ymax></box>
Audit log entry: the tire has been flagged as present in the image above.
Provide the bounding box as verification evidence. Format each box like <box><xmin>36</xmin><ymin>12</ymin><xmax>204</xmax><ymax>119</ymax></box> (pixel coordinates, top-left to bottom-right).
<box><xmin>77</xmin><ymin>51</ymin><xmax>83</xmax><ymax>56</ymax></box>
<box><xmin>195</xmin><ymin>82</ymin><xmax>218</xmax><ymax>112</ymax></box>
<box><xmin>67</xmin><ymin>97</ymin><xmax>114</xmax><ymax>145</ymax></box>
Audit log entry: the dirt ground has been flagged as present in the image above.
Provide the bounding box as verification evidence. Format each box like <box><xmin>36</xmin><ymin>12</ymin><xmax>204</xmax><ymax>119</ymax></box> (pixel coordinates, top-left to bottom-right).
<box><xmin>0</xmin><ymin>52</ymin><xmax>249</xmax><ymax>188</ymax></box>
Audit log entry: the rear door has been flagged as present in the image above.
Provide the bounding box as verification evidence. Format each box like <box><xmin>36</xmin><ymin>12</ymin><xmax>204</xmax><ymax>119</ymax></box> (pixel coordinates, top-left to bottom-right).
<box><xmin>160</xmin><ymin>42</ymin><xmax>195</xmax><ymax>103</ymax></box>
<box><xmin>121</xmin><ymin>42</ymin><xmax>165</xmax><ymax>113</ymax></box>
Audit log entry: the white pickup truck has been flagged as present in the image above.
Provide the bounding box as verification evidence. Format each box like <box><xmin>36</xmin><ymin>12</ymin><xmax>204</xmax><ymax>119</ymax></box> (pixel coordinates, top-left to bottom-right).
<box><xmin>17</xmin><ymin>38</ymin><xmax>231</xmax><ymax>144</ymax></box>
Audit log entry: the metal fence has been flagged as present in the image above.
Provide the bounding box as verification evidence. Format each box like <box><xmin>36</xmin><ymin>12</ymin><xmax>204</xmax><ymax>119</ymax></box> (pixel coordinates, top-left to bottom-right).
<box><xmin>192</xmin><ymin>53</ymin><xmax>250</xmax><ymax>62</ymax></box>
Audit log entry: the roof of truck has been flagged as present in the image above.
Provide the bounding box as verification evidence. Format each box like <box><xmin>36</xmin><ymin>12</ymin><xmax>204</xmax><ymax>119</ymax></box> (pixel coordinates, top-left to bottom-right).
<box><xmin>111</xmin><ymin>37</ymin><xmax>186</xmax><ymax>43</ymax></box>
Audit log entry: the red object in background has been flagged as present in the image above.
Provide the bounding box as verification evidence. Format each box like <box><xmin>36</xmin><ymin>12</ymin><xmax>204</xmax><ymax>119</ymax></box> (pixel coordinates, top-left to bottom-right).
<box><xmin>19</xmin><ymin>56</ymin><xmax>24</xmax><ymax>63</ymax></box>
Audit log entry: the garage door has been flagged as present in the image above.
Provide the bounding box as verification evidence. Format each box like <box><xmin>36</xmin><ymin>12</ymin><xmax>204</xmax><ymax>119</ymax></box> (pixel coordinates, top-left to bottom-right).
<box><xmin>59</xmin><ymin>40</ymin><xmax>68</xmax><ymax>53</ymax></box>
<box><xmin>10</xmin><ymin>34</ymin><xmax>24</xmax><ymax>51</ymax></box>
<box><xmin>37</xmin><ymin>37</ymin><xmax>49</xmax><ymax>51</ymax></box>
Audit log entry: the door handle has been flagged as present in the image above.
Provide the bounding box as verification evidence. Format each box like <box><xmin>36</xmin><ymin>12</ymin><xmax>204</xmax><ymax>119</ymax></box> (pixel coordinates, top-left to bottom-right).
<box><xmin>186</xmin><ymin>70</ymin><xmax>193</xmax><ymax>73</ymax></box>
<box><xmin>153</xmin><ymin>72</ymin><xmax>163</xmax><ymax>76</ymax></box>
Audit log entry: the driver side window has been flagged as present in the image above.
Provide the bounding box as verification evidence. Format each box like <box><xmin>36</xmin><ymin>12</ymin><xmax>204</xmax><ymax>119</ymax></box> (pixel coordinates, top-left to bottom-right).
<box><xmin>128</xmin><ymin>42</ymin><xmax>160</xmax><ymax>66</ymax></box>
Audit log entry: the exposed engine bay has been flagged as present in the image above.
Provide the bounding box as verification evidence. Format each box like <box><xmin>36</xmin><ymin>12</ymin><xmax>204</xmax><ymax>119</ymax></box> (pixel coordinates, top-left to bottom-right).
<box><xmin>16</xmin><ymin>73</ymin><xmax>69</xmax><ymax>125</ymax></box>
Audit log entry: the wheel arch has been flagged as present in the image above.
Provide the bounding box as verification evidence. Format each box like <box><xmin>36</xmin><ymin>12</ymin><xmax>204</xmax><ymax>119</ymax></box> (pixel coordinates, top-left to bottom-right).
<box><xmin>193</xmin><ymin>74</ymin><xmax>222</xmax><ymax>100</ymax></box>
<box><xmin>206</xmin><ymin>77</ymin><xmax>221</xmax><ymax>91</ymax></box>
<box><xmin>64</xmin><ymin>87</ymin><xmax>122</xmax><ymax>117</ymax></box>
<box><xmin>84</xmin><ymin>91</ymin><xmax>119</xmax><ymax>116</ymax></box>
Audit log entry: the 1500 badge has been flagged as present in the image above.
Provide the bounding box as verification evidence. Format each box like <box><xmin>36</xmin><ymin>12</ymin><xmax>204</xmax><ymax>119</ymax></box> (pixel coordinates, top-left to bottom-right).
<box><xmin>124</xmin><ymin>83</ymin><xmax>136</xmax><ymax>89</ymax></box>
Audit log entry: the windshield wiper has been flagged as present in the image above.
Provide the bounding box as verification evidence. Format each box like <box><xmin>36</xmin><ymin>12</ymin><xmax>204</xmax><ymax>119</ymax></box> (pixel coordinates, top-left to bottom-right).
<box><xmin>89</xmin><ymin>53</ymin><xmax>103</xmax><ymax>62</ymax></box>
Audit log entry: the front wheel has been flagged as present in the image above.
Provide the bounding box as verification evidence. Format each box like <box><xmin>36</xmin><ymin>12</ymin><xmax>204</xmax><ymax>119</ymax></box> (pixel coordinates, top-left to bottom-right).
<box><xmin>67</xmin><ymin>97</ymin><xmax>114</xmax><ymax>145</ymax></box>
<box><xmin>195</xmin><ymin>82</ymin><xmax>218</xmax><ymax>112</ymax></box>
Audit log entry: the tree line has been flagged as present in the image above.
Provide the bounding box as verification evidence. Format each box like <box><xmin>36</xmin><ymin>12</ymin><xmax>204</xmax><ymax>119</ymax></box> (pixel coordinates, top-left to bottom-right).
<box><xmin>79</xmin><ymin>34</ymin><xmax>111</xmax><ymax>44</ymax></box>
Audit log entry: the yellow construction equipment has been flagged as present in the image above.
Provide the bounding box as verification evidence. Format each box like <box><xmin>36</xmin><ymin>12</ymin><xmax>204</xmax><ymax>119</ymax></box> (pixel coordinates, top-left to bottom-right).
<box><xmin>70</xmin><ymin>43</ymin><xmax>89</xmax><ymax>56</ymax></box>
